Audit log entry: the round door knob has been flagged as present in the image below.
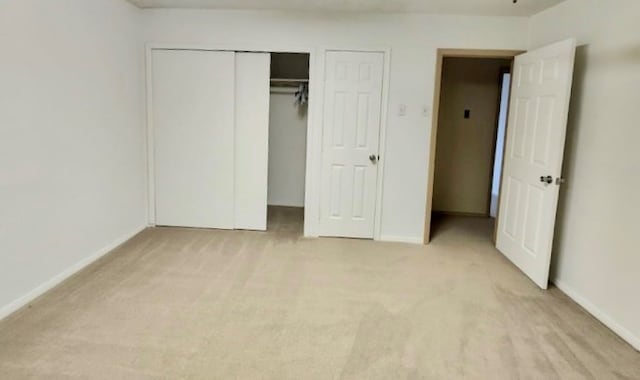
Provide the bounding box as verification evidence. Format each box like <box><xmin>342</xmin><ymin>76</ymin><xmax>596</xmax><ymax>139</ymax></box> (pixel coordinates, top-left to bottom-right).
<box><xmin>540</xmin><ymin>175</ymin><xmax>553</xmax><ymax>184</ymax></box>
<box><xmin>369</xmin><ymin>154</ymin><xmax>377</xmax><ymax>164</ymax></box>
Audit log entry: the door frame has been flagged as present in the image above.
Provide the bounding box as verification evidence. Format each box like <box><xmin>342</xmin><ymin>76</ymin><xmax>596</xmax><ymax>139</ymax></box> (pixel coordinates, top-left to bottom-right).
<box><xmin>145</xmin><ymin>43</ymin><xmax>390</xmax><ymax>240</ymax></box>
<box><xmin>315</xmin><ymin>47</ymin><xmax>392</xmax><ymax>240</ymax></box>
<box><xmin>423</xmin><ymin>48</ymin><xmax>524</xmax><ymax>244</ymax></box>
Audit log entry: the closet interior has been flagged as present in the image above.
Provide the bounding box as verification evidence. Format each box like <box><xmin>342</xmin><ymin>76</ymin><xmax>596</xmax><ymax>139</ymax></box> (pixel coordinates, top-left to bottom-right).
<box><xmin>267</xmin><ymin>53</ymin><xmax>310</xmax><ymax>233</ymax></box>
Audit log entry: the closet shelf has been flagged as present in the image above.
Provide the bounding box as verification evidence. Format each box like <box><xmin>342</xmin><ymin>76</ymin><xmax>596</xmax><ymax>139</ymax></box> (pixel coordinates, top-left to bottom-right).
<box><xmin>270</xmin><ymin>78</ymin><xmax>309</xmax><ymax>82</ymax></box>
<box><xmin>270</xmin><ymin>78</ymin><xmax>309</xmax><ymax>89</ymax></box>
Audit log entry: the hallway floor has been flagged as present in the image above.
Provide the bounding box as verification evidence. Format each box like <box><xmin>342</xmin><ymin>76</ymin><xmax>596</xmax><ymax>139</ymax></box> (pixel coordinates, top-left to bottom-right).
<box><xmin>429</xmin><ymin>213</ymin><xmax>496</xmax><ymax>244</ymax></box>
<box><xmin>1</xmin><ymin>214</ymin><xmax>639</xmax><ymax>379</ymax></box>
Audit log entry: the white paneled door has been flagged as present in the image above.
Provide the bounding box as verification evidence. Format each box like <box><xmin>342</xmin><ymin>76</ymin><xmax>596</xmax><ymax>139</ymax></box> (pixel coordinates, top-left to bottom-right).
<box><xmin>320</xmin><ymin>51</ymin><xmax>384</xmax><ymax>238</ymax></box>
<box><xmin>152</xmin><ymin>49</ymin><xmax>236</xmax><ymax>229</ymax></box>
<box><xmin>496</xmin><ymin>39</ymin><xmax>577</xmax><ymax>289</ymax></box>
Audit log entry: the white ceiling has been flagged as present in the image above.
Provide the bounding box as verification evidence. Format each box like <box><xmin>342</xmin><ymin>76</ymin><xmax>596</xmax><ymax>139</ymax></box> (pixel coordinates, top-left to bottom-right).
<box><xmin>127</xmin><ymin>0</ymin><xmax>565</xmax><ymax>17</ymax></box>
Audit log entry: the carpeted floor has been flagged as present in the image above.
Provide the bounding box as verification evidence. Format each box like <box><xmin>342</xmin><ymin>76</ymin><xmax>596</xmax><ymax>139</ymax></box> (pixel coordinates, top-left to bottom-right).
<box><xmin>0</xmin><ymin>208</ymin><xmax>638</xmax><ymax>379</ymax></box>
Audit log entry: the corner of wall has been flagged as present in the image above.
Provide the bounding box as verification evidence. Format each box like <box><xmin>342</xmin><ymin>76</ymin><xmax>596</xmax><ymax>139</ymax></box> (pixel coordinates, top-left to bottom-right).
<box><xmin>552</xmin><ymin>278</ymin><xmax>640</xmax><ymax>351</ymax></box>
<box><xmin>0</xmin><ymin>225</ymin><xmax>147</xmax><ymax>321</ymax></box>
<box><xmin>525</xmin><ymin>13</ymin><xmax>535</xmax><ymax>50</ymax></box>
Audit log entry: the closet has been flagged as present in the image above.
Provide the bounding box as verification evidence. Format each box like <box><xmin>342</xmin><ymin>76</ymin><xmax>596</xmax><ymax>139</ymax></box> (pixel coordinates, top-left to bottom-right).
<box><xmin>267</xmin><ymin>53</ymin><xmax>309</xmax><ymax>229</ymax></box>
<box><xmin>151</xmin><ymin>49</ymin><xmax>270</xmax><ymax>230</ymax></box>
<box><xmin>150</xmin><ymin>49</ymin><xmax>309</xmax><ymax>232</ymax></box>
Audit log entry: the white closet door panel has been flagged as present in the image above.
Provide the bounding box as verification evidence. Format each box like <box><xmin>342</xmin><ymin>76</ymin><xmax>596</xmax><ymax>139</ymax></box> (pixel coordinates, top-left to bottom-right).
<box><xmin>152</xmin><ymin>49</ymin><xmax>235</xmax><ymax>229</ymax></box>
<box><xmin>234</xmin><ymin>52</ymin><xmax>271</xmax><ymax>230</ymax></box>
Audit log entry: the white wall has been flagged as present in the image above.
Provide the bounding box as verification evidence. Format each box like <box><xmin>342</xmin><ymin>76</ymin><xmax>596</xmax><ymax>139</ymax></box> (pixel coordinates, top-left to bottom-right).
<box><xmin>0</xmin><ymin>0</ymin><xmax>146</xmax><ymax>317</ymax></box>
<box><xmin>529</xmin><ymin>0</ymin><xmax>640</xmax><ymax>349</ymax></box>
<box><xmin>142</xmin><ymin>10</ymin><xmax>528</xmax><ymax>241</ymax></box>
<box><xmin>268</xmin><ymin>91</ymin><xmax>308</xmax><ymax>207</ymax></box>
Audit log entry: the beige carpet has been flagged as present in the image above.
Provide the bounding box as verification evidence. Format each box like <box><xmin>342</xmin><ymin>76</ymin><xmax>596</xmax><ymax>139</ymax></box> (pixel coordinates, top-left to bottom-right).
<box><xmin>1</xmin><ymin>209</ymin><xmax>638</xmax><ymax>379</ymax></box>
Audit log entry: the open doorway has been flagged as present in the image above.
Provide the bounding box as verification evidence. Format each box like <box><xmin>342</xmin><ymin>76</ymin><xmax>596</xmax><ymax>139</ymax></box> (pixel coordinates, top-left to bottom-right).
<box><xmin>424</xmin><ymin>49</ymin><xmax>522</xmax><ymax>244</ymax></box>
<box><xmin>423</xmin><ymin>42</ymin><xmax>576</xmax><ymax>286</ymax></box>
<box><xmin>267</xmin><ymin>53</ymin><xmax>310</xmax><ymax>235</ymax></box>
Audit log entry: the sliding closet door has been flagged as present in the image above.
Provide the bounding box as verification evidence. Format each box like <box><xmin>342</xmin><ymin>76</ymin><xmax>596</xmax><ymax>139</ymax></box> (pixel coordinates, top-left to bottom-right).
<box><xmin>234</xmin><ymin>53</ymin><xmax>271</xmax><ymax>230</ymax></box>
<box><xmin>152</xmin><ymin>49</ymin><xmax>235</xmax><ymax>229</ymax></box>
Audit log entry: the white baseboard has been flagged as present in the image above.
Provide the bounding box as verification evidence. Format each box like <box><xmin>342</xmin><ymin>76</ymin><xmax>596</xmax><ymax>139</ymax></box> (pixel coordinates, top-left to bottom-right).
<box><xmin>379</xmin><ymin>235</ymin><xmax>423</xmax><ymax>244</ymax></box>
<box><xmin>0</xmin><ymin>225</ymin><xmax>147</xmax><ymax>321</ymax></box>
<box><xmin>553</xmin><ymin>278</ymin><xmax>640</xmax><ymax>351</ymax></box>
